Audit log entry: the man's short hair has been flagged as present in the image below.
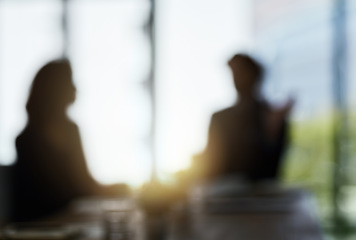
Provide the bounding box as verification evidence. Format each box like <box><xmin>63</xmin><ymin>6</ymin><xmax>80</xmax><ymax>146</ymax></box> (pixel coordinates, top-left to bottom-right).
<box><xmin>228</xmin><ymin>54</ymin><xmax>264</xmax><ymax>81</ymax></box>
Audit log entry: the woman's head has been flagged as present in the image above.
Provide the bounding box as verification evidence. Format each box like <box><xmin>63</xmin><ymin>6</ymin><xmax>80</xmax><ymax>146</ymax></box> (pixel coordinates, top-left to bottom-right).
<box><xmin>228</xmin><ymin>54</ymin><xmax>264</xmax><ymax>95</ymax></box>
<box><xmin>26</xmin><ymin>59</ymin><xmax>76</xmax><ymax>122</ymax></box>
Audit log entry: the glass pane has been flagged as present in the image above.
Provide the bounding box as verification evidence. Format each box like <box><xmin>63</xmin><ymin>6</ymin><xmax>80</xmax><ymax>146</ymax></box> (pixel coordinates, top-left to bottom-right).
<box><xmin>0</xmin><ymin>0</ymin><xmax>62</xmax><ymax>165</ymax></box>
<box><xmin>68</xmin><ymin>0</ymin><xmax>151</xmax><ymax>186</ymax></box>
<box><xmin>253</xmin><ymin>0</ymin><xmax>334</xmax><ymax>220</ymax></box>
<box><xmin>156</xmin><ymin>0</ymin><xmax>252</xmax><ymax>178</ymax></box>
<box><xmin>343</xmin><ymin>0</ymin><xmax>356</xmax><ymax>222</ymax></box>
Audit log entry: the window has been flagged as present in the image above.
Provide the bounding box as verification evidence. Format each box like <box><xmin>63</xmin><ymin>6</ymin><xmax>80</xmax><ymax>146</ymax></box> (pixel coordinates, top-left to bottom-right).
<box><xmin>0</xmin><ymin>0</ymin><xmax>62</xmax><ymax>164</ymax></box>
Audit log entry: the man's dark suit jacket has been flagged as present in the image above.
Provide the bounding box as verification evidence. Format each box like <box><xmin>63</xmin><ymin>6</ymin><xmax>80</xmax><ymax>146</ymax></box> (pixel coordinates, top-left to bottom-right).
<box><xmin>204</xmin><ymin>99</ymin><xmax>287</xmax><ymax>181</ymax></box>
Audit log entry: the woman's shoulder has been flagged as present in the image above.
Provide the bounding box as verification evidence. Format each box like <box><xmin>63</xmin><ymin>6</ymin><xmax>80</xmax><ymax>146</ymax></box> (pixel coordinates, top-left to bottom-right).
<box><xmin>15</xmin><ymin>126</ymin><xmax>39</xmax><ymax>145</ymax></box>
<box><xmin>61</xmin><ymin>118</ymin><xmax>80</xmax><ymax>132</ymax></box>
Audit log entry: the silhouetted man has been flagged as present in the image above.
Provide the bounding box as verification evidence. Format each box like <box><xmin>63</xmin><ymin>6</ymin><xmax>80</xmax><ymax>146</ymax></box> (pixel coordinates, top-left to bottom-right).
<box><xmin>203</xmin><ymin>54</ymin><xmax>293</xmax><ymax>181</ymax></box>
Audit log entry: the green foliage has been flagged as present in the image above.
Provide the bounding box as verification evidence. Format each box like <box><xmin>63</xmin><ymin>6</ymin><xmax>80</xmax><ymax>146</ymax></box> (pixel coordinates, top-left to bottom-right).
<box><xmin>282</xmin><ymin>114</ymin><xmax>334</xmax><ymax>217</ymax></box>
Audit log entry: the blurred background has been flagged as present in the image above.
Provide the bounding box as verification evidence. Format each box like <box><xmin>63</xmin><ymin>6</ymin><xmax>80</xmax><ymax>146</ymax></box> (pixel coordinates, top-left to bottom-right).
<box><xmin>0</xmin><ymin>0</ymin><xmax>355</xmax><ymax>235</ymax></box>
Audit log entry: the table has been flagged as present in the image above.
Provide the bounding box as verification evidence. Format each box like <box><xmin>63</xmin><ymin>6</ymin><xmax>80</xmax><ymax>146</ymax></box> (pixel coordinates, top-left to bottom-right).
<box><xmin>1</xmin><ymin>186</ymin><xmax>324</xmax><ymax>240</ymax></box>
<box><xmin>167</xmin><ymin>185</ymin><xmax>324</xmax><ymax>240</ymax></box>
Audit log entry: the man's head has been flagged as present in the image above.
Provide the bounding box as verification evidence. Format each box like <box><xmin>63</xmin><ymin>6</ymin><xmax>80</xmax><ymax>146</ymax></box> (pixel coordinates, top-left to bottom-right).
<box><xmin>228</xmin><ymin>54</ymin><xmax>263</xmax><ymax>95</ymax></box>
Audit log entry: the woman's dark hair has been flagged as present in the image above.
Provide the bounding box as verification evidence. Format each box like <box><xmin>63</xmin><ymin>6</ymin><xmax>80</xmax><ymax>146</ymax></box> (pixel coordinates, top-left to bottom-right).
<box><xmin>228</xmin><ymin>54</ymin><xmax>264</xmax><ymax>81</ymax></box>
<box><xmin>26</xmin><ymin>59</ymin><xmax>74</xmax><ymax>123</ymax></box>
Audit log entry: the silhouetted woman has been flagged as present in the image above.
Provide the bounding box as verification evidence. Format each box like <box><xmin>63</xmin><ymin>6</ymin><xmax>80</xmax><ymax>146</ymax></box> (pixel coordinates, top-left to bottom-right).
<box><xmin>12</xmin><ymin>59</ymin><xmax>118</xmax><ymax>221</ymax></box>
<box><xmin>203</xmin><ymin>54</ymin><xmax>293</xmax><ymax>181</ymax></box>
